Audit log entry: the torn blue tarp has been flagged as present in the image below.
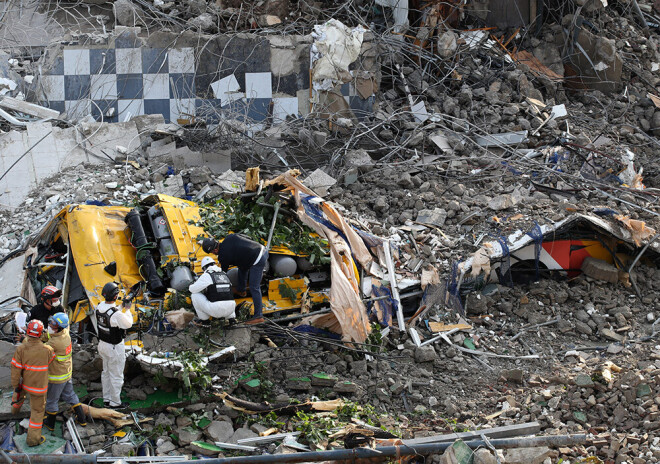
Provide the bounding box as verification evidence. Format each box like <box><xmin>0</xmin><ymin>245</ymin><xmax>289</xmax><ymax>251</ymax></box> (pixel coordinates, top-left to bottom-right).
<box><xmin>441</xmin><ymin>261</ymin><xmax>464</xmax><ymax>315</ymax></box>
<box><xmin>495</xmin><ymin>236</ymin><xmax>513</xmax><ymax>287</ymax></box>
<box><xmin>300</xmin><ymin>194</ymin><xmax>349</xmax><ymax>245</ymax></box>
<box><xmin>353</xmin><ymin>227</ymin><xmax>385</xmax><ymax>250</ymax></box>
<box><xmin>85</xmin><ymin>200</ymin><xmax>107</xmax><ymax>206</ymax></box>
<box><xmin>593</xmin><ymin>207</ymin><xmax>618</xmax><ymax>217</ymax></box>
<box><xmin>64</xmin><ymin>441</ymin><xmax>76</xmax><ymax>454</ymax></box>
<box><xmin>292</xmin><ymin>324</ymin><xmax>342</xmax><ymax>340</ymax></box>
<box><xmin>0</xmin><ymin>423</ymin><xmax>16</xmax><ymax>452</ymax></box>
<box><xmin>369</xmin><ymin>282</ymin><xmax>394</xmax><ymax>327</ymax></box>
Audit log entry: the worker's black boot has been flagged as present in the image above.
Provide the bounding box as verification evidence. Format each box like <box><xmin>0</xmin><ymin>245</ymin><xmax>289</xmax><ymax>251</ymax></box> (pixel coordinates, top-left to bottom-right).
<box><xmin>43</xmin><ymin>411</ymin><xmax>57</xmax><ymax>431</ymax></box>
<box><xmin>72</xmin><ymin>403</ymin><xmax>87</xmax><ymax>426</ymax></box>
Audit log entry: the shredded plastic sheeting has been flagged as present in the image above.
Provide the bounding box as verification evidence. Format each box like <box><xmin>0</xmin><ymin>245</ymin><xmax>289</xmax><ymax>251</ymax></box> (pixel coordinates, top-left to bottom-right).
<box><xmin>468</xmin><ymin>242</ymin><xmax>493</xmax><ymax>277</ymax></box>
<box><xmin>311</xmin><ymin>19</ymin><xmax>366</xmax><ymax>90</ymax></box>
<box><xmin>615</xmin><ymin>215</ymin><xmax>656</xmax><ymax>246</ymax></box>
<box><xmin>268</xmin><ymin>171</ymin><xmax>372</xmax><ymax>343</ymax></box>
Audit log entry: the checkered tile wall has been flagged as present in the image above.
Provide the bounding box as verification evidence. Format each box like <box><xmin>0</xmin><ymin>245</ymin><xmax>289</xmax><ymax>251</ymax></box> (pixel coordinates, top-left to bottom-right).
<box><xmin>39</xmin><ymin>32</ymin><xmax>373</xmax><ymax>125</ymax></box>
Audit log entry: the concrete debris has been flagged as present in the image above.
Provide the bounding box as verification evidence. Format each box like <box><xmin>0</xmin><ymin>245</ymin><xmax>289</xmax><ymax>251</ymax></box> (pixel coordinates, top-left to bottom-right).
<box><xmin>0</xmin><ymin>1</ymin><xmax>660</xmax><ymax>463</ymax></box>
<box><xmin>581</xmin><ymin>256</ymin><xmax>621</xmax><ymax>284</ymax></box>
<box><xmin>504</xmin><ymin>446</ymin><xmax>552</xmax><ymax>464</ymax></box>
<box><xmin>303</xmin><ymin>168</ymin><xmax>337</xmax><ymax>196</ymax></box>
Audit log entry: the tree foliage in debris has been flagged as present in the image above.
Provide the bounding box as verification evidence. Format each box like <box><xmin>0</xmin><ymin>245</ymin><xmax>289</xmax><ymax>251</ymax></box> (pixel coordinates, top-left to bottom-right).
<box><xmin>197</xmin><ymin>195</ymin><xmax>330</xmax><ymax>265</ymax></box>
<box><xmin>177</xmin><ymin>350</ymin><xmax>212</xmax><ymax>393</ymax></box>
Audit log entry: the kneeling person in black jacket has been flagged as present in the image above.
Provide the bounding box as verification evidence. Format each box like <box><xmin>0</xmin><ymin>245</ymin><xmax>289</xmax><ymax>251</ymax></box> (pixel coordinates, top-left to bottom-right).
<box><xmin>202</xmin><ymin>234</ymin><xmax>268</xmax><ymax>325</ymax></box>
<box><xmin>189</xmin><ymin>256</ymin><xmax>237</xmax><ymax>324</ymax></box>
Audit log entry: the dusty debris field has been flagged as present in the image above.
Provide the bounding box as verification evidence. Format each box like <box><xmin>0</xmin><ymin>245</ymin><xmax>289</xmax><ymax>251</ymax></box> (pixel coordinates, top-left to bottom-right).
<box><xmin>0</xmin><ymin>0</ymin><xmax>659</xmax><ymax>462</ymax></box>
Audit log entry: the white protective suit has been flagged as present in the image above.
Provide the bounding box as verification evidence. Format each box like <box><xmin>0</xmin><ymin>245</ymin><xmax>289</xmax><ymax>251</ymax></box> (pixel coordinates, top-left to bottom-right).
<box><xmin>188</xmin><ymin>264</ymin><xmax>237</xmax><ymax>320</ymax></box>
<box><xmin>96</xmin><ymin>301</ymin><xmax>133</xmax><ymax>407</ymax></box>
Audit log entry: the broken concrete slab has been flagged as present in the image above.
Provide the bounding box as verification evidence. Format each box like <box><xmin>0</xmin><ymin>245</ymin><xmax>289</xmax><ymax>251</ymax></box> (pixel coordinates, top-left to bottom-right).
<box><xmin>581</xmin><ymin>257</ymin><xmax>620</xmax><ymax>284</ymax></box>
<box><xmin>344</xmin><ymin>148</ymin><xmax>374</xmax><ymax>171</ymax></box>
<box><xmin>172</xmin><ymin>146</ymin><xmax>203</xmax><ymax>170</ymax></box>
<box><xmin>215</xmin><ymin>170</ymin><xmax>244</xmax><ymax>193</ymax></box>
<box><xmin>0</xmin><ymin>121</ymin><xmax>140</xmax><ymax>209</ymax></box>
<box><xmin>287</xmin><ymin>377</ymin><xmax>312</xmax><ymax>391</ymax></box>
<box><xmin>201</xmin><ymin>150</ymin><xmax>232</xmax><ymax>174</ymax></box>
<box><xmin>488</xmin><ymin>193</ymin><xmax>520</xmax><ymax>211</ymax></box>
<box><xmin>563</xmin><ymin>26</ymin><xmax>622</xmax><ymax>94</ymax></box>
<box><xmin>600</xmin><ymin>328</ymin><xmax>624</xmax><ymax>342</ymax></box>
<box><xmin>504</xmin><ymin>446</ymin><xmax>552</xmax><ymax>464</ymax></box>
<box><xmin>227</xmin><ymin>427</ymin><xmax>258</xmax><ymax>444</ymax></box>
<box><xmin>473</xmin><ymin>448</ymin><xmax>497</xmax><ymax>464</ymax></box>
<box><xmin>416</xmin><ymin>208</ymin><xmax>447</xmax><ymax>227</ymax></box>
<box><xmin>311</xmin><ymin>372</ymin><xmax>337</xmax><ymax>387</ymax></box>
<box><xmin>178</xmin><ymin>426</ymin><xmax>203</xmax><ymax>445</ymax></box>
<box><xmin>207</xmin><ymin>420</ymin><xmax>234</xmax><ymax>443</ymax></box>
<box><xmin>155</xmin><ymin>174</ymin><xmax>185</xmax><ymax>197</ymax></box>
<box><xmin>334</xmin><ymin>381</ymin><xmax>358</xmax><ymax>394</ymax></box>
<box><xmin>147</xmin><ymin>140</ymin><xmax>177</xmax><ymax>160</ymax></box>
<box><xmin>303</xmin><ymin>169</ymin><xmax>337</xmax><ymax>197</ymax></box>
<box><xmin>0</xmin><ymin>96</ymin><xmax>60</xmax><ymax>119</ymax></box>
<box><xmin>438</xmin><ymin>439</ymin><xmax>473</xmax><ymax>464</ymax></box>
<box><xmin>575</xmin><ymin>374</ymin><xmax>595</xmax><ymax>387</ymax></box>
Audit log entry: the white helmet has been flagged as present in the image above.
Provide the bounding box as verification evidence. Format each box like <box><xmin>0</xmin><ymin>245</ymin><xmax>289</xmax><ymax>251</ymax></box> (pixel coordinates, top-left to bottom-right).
<box><xmin>201</xmin><ymin>256</ymin><xmax>215</xmax><ymax>270</ymax></box>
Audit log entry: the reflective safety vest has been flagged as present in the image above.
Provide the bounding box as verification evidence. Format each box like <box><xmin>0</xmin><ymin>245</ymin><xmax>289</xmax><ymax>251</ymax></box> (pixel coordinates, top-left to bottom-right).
<box><xmin>97</xmin><ymin>306</ymin><xmax>126</xmax><ymax>345</ymax></box>
<box><xmin>10</xmin><ymin>337</ymin><xmax>54</xmax><ymax>395</ymax></box>
<box><xmin>46</xmin><ymin>328</ymin><xmax>73</xmax><ymax>384</ymax></box>
<box><xmin>205</xmin><ymin>270</ymin><xmax>233</xmax><ymax>302</ymax></box>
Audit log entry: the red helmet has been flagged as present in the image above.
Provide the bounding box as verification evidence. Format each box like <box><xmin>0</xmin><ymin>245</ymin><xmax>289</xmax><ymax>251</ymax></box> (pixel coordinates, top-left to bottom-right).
<box><xmin>26</xmin><ymin>320</ymin><xmax>44</xmax><ymax>338</ymax></box>
<box><xmin>41</xmin><ymin>286</ymin><xmax>62</xmax><ymax>301</ymax></box>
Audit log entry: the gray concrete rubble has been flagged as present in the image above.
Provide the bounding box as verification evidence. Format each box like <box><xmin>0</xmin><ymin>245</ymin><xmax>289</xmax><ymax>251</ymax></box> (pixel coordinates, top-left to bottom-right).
<box><xmin>0</xmin><ymin>0</ymin><xmax>659</xmax><ymax>463</ymax></box>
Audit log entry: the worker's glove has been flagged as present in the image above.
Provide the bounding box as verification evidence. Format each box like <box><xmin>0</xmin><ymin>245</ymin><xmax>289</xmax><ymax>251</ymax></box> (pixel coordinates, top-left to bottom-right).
<box><xmin>11</xmin><ymin>388</ymin><xmax>22</xmax><ymax>405</ymax></box>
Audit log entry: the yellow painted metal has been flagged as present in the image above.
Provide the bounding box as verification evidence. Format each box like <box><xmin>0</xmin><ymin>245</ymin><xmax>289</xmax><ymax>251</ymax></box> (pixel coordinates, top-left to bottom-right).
<box><xmin>65</xmin><ymin>205</ymin><xmax>142</xmax><ymax>315</ymax></box>
<box><xmin>156</xmin><ymin>194</ymin><xmax>298</xmax><ymax>269</ymax></box>
<box><xmin>581</xmin><ymin>240</ymin><xmax>613</xmax><ymax>263</ymax></box>
<box><xmin>264</xmin><ymin>277</ymin><xmax>328</xmax><ymax>312</ymax></box>
<box><xmin>125</xmin><ymin>340</ymin><xmax>144</xmax><ymax>349</ymax></box>
<box><xmin>70</xmin><ymin>301</ymin><xmax>89</xmax><ymax>324</ymax></box>
<box><xmin>155</xmin><ymin>194</ymin><xmax>211</xmax><ymax>274</ymax></box>
<box><xmin>56</xmin><ymin>195</ymin><xmax>330</xmax><ymax>323</ymax></box>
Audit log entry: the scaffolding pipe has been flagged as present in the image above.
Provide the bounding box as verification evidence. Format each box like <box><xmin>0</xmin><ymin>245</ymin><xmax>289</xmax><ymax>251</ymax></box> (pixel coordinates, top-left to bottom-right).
<box><xmin>168</xmin><ymin>434</ymin><xmax>586</xmax><ymax>464</ymax></box>
<box><xmin>0</xmin><ymin>455</ymin><xmax>96</xmax><ymax>464</ymax></box>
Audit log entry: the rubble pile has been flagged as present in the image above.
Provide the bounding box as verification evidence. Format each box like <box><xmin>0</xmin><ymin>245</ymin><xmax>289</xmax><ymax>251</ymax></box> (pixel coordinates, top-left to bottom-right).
<box><xmin>1</xmin><ymin>0</ymin><xmax>660</xmax><ymax>462</ymax></box>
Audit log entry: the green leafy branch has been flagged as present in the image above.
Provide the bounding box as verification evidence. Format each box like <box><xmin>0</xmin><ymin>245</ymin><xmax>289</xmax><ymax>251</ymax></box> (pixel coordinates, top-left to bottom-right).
<box><xmin>195</xmin><ymin>196</ymin><xmax>330</xmax><ymax>265</ymax></box>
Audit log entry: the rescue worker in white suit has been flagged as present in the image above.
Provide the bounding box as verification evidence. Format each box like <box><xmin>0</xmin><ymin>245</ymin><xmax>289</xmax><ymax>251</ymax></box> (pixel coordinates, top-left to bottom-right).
<box><xmin>189</xmin><ymin>256</ymin><xmax>237</xmax><ymax>323</ymax></box>
<box><xmin>96</xmin><ymin>282</ymin><xmax>133</xmax><ymax>409</ymax></box>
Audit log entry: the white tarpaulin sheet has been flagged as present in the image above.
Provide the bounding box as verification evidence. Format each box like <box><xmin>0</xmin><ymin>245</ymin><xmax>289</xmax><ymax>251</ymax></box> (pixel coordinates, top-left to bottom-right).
<box><xmin>311</xmin><ymin>19</ymin><xmax>366</xmax><ymax>91</ymax></box>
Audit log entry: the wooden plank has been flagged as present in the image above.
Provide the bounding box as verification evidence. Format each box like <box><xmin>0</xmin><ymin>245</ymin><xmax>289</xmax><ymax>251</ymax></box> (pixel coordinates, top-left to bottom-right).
<box><xmin>648</xmin><ymin>92</ymin><xmax>660</xmax><ymax>108</ymax></box>
<box><xmin>512</xmin><ymin>50</ymin><xmax>564</xmax><ymax>81</ymax></box>
<box><xmin>0</xmin><ymin>96</ymin><xmax>60</xmax><ymax>119</ymax></box>
<box><xmin>428</xmin><ymin>322</ymin><xmax>472</xmax><ymax>333</ymax></box>
<box><xmin>404</xmin><ymin>422</ymin><xmax>541</xmax><ymax>445</ymax></box>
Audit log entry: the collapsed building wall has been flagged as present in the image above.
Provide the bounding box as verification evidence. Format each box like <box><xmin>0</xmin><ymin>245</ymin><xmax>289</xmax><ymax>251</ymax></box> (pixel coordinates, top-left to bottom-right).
<box><xmin>35</xmin><ymin>27</ymin><xmax>379</xmax><ymax>126</ymax></box>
